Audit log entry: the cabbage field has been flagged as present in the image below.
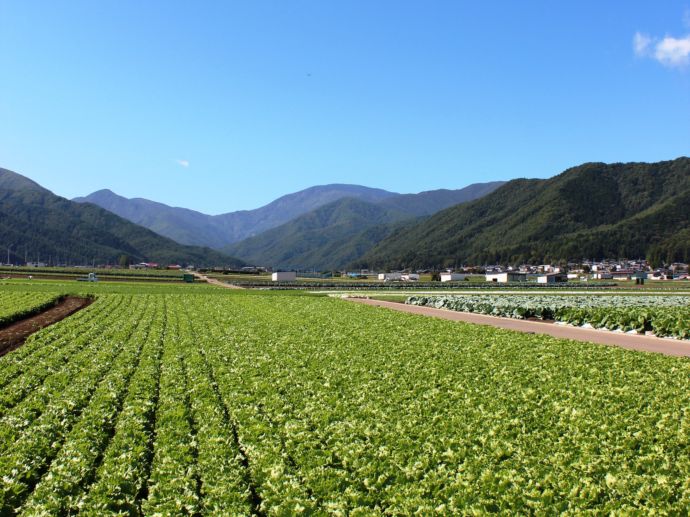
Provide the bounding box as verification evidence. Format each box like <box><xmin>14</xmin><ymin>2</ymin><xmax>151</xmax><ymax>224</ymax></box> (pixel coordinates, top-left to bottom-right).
<box><xmin>407</xmin><ymin>294</ymin><xmax>690</xmax><ymax>339</ymax></box>
<box><xmin>1</xmin><ymin>288</ymin><xmax>690</xmax><ymax>513</ymax></box>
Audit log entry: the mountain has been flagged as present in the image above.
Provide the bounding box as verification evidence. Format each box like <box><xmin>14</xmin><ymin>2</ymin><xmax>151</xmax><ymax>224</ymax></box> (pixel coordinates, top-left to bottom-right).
<box><xmin>0</xmin><ymin>168</ymin><xmax>243</xmax><ymax>266</ymax></box>
<box><xmin>223</xmin><ymin>182</ymin><xmax>505</xmax><ymax>269</ymax></box>
<box><xmin>73</xmin><ymin>189</ymin><xmax>227</xmax><ymax>249</ymax></box>
<box><xmin>74</xmin><ymin>184</ymin><xmax>398</xmax><ymax>248</ymax></box>
<box><xmin>377</xmin><ymin>182</ymin><xmax>505</xmax><ymax>215</ymax></box>
<box><xmin>355</xmin><ymin>158</ymin><xmax>690</xmax><ymax>269</ymax></box>
<box><xmin>223</xmin><ymin>198</ymin><xmax>411</xmax><ymax>270</ymax></box>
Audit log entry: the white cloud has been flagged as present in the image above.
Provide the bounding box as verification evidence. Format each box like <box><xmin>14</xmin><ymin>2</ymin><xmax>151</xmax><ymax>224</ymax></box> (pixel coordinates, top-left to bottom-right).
<box><xmin>176</xmin><ymin>159</ymin><xmax>190</xmax><ymax>168</ymax></box>
<box><xmin>633</xmin><ymin>32</ymin><xmax>652</xmax><ymax>56</ymax></box>
<box><xmin>633</xmin><ymin>26</ymin><xmax>690</xmax><ymax>68</ymax></box>
<box><xmin>654</xmin><ymin>35</ymin><xmax>690</xmax><ymax>66</ymax></box>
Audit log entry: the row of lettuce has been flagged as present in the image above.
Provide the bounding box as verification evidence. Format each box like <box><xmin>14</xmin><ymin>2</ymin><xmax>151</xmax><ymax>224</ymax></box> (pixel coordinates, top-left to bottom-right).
<box><xmin>0</xmin><ymin>292</ymin><xmax>62</xmax><ymax>327</ymax></box>
<box><xmin>2</xmin><ymin>292</ymin><xmax>690</xmax><ymax>512</ymax></box>
<box><xmin>406</xmin><ymin>295</ymin><xmax>690</xmax><ymax>339</ymax></box>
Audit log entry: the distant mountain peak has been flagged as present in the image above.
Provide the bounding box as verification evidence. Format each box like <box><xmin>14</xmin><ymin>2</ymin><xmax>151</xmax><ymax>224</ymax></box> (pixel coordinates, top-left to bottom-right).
<box><xmin>74</xmin><ymin>183</ymin><xmax>401</xmax><ymax>248</ymax></box>
<box><xmin>0</xmin><ymin>166</ymin><xmax>244</xmax><ymax>266</ymax></box>
<box><xmin>0</xmin><ymin>167</ymin><xmax>49</xmax><ymax>193</ymax></box>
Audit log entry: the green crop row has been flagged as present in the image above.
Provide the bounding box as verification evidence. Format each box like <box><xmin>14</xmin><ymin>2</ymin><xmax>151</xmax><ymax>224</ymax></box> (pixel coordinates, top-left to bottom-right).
<box><xmin>0</xmin><ymin>291</ymin><xmax>62</xmax><ymax>326</ymax></box>
<box><xmin>1</xmin><ymin>291</ymin><xmax>690</xmax><ymax>513</ymax></box>
<box><xmin>0</xmin><ymin>295</ymin><xmax>151</xmax><ymax>511</ymax></box>
<box><xmin>407</xmin><ymin>295</ymin><xmax>690</xmax><ymax>339</ymax></box>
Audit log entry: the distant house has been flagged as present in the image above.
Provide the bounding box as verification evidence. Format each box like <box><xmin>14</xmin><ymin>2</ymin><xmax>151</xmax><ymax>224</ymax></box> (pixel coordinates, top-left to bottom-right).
<box><xmin>167</xmin><ymin>264</ymin><xmax>182</xmax><ymax>270</ymax></box>
<box><xmin>537</xmin><ymin>273</ymin><xmax>568</xmax><ymax>284</ymax></box>
<box><xmin>25</xmin><ymin>262</ymin><xmax>47</xmax><ymax>268</ymax></box>
<box><xmin>611</xmin><ymin>269</ymin><xmax>634</xmax><ymax>280</ymax></box>
<box><xmin>592</xmin><ymin>272</ymin><xmax>613</xmax><ymax>280</ymax></box>
<box><xmin>378</xmin><ymin>272</ymin><xmax>402</xmax><ymax>281</ymax></box>
<box><xmin>272</xmin><ymin>271</ymin><xmax>296</xmax><ymax>281</ymax></box>
<box><xmin>132</xmin><ymin>262</ymin><xmax>160</xmax><ymax>269</ymax></box>
<box><xmin>441</xmin><ymin>273</ymin><xmax>466</xmax><ymax>282</ymax></box>
<box><xmin>485</xmin><ymin>272</ymin><xmax>527</xmax><ymax>283</ymax></box>
<box><xmin>401</xmin><ymin>273</ymin><xmax>419</xmax><ymax>282</ymax></box>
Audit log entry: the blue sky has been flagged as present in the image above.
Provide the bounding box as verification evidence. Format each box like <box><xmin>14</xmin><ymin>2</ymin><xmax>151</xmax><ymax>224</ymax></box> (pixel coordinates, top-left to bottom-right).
<box><xmin>1</xmin><ymin>1</ymin><xmax>689</xmax><ymax>214</ymax></box>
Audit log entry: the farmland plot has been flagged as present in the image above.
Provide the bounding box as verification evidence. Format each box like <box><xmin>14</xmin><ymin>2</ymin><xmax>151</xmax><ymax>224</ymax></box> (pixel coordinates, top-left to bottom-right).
<box><xmin>1</xmin><ymin>291</ymin><xmax>690</xmax><ymax>514</ymax></box>
<box><xmin>0</xmin><ymin>291</ymin><xmax>62</xmax><ymax>326</ymax></box>
<box><xmin>408</xmin><ymin>295</ymin><xmax>690</xmax><ymax>339</ymax></box>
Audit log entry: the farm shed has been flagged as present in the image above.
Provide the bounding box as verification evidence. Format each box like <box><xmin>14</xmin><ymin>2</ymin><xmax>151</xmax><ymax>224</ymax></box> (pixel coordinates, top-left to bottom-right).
<box><xmin>441</xmin><ymin>273</ymin><xmax>466</xmax><ymax>282</ymax></box>
<box><xmin>401</xmin><ymin>273</ymin><xmax>420</xmax><ymax>282</ymax></box>
<box><xmin>485</xmin><ymin>272</ymin><xmax>527</xmax><ymax>283</ymax></box>
<box><xmin>378</xmin><ymin>272</ymin><xmax>402</xmax><ymax>281</ymax></box>
<box><xmin>272</xmin><ymin>271</ymin><xmax>297</xmax><ymax>281</ymax></box>
<box><xmin>537</xmin><ymin>273</ymin><xmax>568</xmax><ymax>284</ymax></box>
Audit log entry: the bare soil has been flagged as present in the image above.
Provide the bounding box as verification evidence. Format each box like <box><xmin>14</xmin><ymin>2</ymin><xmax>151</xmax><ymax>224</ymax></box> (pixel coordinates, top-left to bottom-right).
<box><xmin>346</xmin><ymin>297</ymin><xmax>690</xmax><ymax>358</ymax></box>
<box><xmin>193</xmin><ymin>272</ymin><xmax>244</xmax><ymax>289</ymax></box>
<box><xmin>0</xmin><ymin>296</ymin><xmax>93</xmax><ymax>357</ymax></box>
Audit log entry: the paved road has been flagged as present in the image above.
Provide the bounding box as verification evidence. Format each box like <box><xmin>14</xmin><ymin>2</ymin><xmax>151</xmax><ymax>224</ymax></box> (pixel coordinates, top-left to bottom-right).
<box><xmin>346</xmin><ymin>297</ymin><xmax>690</xmax><ymax>358</ymax></box>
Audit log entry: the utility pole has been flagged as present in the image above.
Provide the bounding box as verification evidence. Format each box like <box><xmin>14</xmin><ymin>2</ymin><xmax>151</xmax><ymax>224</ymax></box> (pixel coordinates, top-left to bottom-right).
<box><xmin>6</xmin><ymin>245</ymin><xmax>10</xmax><ymax>265</ymax></box>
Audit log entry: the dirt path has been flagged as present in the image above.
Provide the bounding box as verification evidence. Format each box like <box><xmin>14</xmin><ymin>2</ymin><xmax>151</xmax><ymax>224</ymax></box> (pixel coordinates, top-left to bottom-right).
<box><xmin>346</xmin><ymin>297</ymin><xmax>690</xmax><ymax>358</ymax></box>
<box><xmin>0</xmin><ymin>296</ymin><xmax>93</xmax><ymax>356</ymax></box>
<box><xmin>193</xmin><ymin>272</ymin><xmax>244</xmax><ymax>289</ymax></box>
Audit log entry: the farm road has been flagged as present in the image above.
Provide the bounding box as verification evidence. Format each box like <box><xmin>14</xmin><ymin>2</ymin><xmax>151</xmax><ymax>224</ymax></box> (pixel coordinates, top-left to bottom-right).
<box><xmin>193</xmin><ymin>272</ymin><xmax>243</xmax><ymax>289</ymax></box>
<box><xmin>347</xmin><ymin>298</ymin><xmax>690</xmax><ymax>358</ymax></box>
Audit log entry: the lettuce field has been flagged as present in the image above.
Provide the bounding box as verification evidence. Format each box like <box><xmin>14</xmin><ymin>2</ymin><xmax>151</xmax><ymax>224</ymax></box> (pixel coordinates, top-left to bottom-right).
<box><xmin>1</xmin><ymin>288</ymin><xmax>690</xmax><ymax>514</ymax></box>
<box><xmin>0</xmin><ymin>291</ymin><xmax>62</xmax><ymax>327</ymax></box>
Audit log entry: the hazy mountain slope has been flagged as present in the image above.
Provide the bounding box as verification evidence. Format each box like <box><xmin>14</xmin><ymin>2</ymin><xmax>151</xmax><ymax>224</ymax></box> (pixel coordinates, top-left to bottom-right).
<box><xmin>75</xmin><ymin>184</ymin><xmax>398</xmax><ymax>248</ymax></box>
<box><xmin>378</xmin><ymin>182</ymin><xmax>505</xmax><ymax>215</ymax></box>
<box><xmin>74</xmin><ymin>189</ymin><xmax>225</xmax><ymax>248</ymax></box>
<box><xmin>356</xmin><ymin>158</ymin><xmax>690</xmax><ymax>269</ymax></box>
<box><xmin>223</xmin><ymin>198</ymin><xmax>413</xmax><ymax>269</ymax></box>
<box><xmin>0</xmin><ymin>168</ymin><xmax>47</xmax><ymax>192</ymax></box>
<box><xmin>0</xmin><ymin>168</ymin><xmax>243</xmax><ymax>266</ymax></box>
<box><xmin>223</xmin><ymin>181</ymin><xmax>504</xmax><ymax>269</ymax></box>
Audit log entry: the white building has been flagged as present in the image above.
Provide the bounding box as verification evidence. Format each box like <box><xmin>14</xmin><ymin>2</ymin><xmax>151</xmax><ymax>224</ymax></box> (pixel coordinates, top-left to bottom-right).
<box><xmin>401</xmin><ymin>273</ymin><xmax>419</xmax><ymax>282</ymax></box>
<box><xmin>271</xmin><ymin>271</ymin><xmax>297</xmax><ymax>281</ymax></box>
<box><xmin>378</xmin><ymin>272</ymin><xmax>402</xmax><ymax>281</ymax></box>
<box><xmin>485</xmin><ymin>272</ymin><xmax>527</xmax><ymax>283</ymax></box>
<box><xmin>537</xmin><ymin>273</ymin><xmax>568</xmax><ymax>284</ymax></box>
<box><xmin>441</xmin><ymin>273</ymin><xmax>466</xmax><ymax>282</ymax></box>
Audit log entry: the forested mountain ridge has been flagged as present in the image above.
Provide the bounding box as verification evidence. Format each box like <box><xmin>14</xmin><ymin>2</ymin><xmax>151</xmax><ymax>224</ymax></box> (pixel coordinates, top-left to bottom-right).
<box><xmin>355</xmin><ymin>158</ymin><xmax>690</xmax><ymax>269</ymax></box>
<box><xmin>223</xmin><ymin>182</ymin><xmax>504</xmax><ymax>269</ymax></box>
<box><xmin>75</xmin><ymin>184</ymin><xmax>398</xmax><ymax>248</ymax></box>
<box><xmin>0</xmin><ymin>167</ymin><xmax>244</xmax><ymax>266</ymax></box>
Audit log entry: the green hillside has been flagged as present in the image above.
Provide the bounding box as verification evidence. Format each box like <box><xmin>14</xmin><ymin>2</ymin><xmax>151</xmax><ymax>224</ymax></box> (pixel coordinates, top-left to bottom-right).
<box><xmin>378</xmin><ymin>182</ymin><xmax>505</xmax><ymax>215</ymax></box>
<box><xmin>0</xmin><ymin>168</ymin><xmax>243</xmax><ymax>267</ymax></box>
<box><xmin>355</xmin><ymin>158</ymin><xmax>690</xmax><ymax>269</ymax></box>
<box><xmin>223</xmin><ymin>198</ymin><xmax>413</xmax><ymax>269</ymax></box>
<box><xmin>223</xmin><ymin>182</ymin><xmax>502</xmax><ymax>269</ymax></box>
<box><xmin>75</xmin><ymin>184</ymin><xmax>398</xmax><ymax>248</ymax></box>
